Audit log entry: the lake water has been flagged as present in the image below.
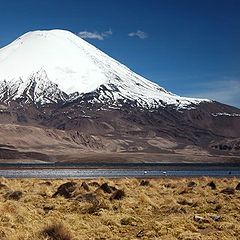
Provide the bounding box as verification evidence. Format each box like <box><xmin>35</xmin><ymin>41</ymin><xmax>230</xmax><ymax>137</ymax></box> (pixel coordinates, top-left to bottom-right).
<box><xmin>0</xmin><ymin>169</ymin><xmax>240</xmax><ymax>178</ymax></box>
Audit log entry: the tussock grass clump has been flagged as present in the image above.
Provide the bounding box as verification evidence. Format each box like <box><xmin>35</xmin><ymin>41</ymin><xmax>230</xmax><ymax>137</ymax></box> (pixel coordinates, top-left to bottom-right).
<box><xmin>41</xmin><ymin>223</ymin><xmax>72</xmax><ymax>240</ymax></box>
<box><xmin>4</xmin><ymin>190</ymin><xmax>22</xmax><ymax>200</ymax></box>
<box><xmin>52</xmin><ymin>181</ymin><xmax>77</xmax><ymax>198</ymax></box>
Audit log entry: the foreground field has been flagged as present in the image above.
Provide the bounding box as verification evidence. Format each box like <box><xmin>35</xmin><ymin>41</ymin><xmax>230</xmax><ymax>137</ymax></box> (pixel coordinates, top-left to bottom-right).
<box><xmin>0</xmin><ymin>177</ymin><xmax>240</xmax><ymax>240</ymax></box>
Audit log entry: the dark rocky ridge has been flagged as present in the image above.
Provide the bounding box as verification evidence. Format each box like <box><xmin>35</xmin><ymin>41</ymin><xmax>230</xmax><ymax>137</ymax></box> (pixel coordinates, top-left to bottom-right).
<box><xmin>0</xmin><ymin>87</ymin><xmax>239</xmax><ymax>162</ymax></box>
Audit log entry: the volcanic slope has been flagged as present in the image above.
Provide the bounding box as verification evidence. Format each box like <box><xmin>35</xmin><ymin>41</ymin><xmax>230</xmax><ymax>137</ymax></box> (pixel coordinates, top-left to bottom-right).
<box><xmin>0</xmin><ymin>29</ymin><xmax>239</xmax><ymax>162</ymax></box>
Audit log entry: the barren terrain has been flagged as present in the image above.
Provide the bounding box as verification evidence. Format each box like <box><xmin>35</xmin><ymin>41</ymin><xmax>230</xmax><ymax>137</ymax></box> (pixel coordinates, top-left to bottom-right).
<box><xmin>0</xmin><ymin>123</ymin><xmax>240</xmax><ymax>164</ymax></box>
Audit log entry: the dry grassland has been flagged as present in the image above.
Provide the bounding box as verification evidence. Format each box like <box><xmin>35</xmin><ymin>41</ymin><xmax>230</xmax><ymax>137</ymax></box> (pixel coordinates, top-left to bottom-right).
<box><xmin>0</xmin><ymin>177</ymin><xmax>240</xmax><ymax>240</ymax></box>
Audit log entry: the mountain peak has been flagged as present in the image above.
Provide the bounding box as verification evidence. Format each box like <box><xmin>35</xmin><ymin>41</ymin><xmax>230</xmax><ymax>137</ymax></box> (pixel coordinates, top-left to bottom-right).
<box><xmin>19</xmin><ymin>29</ymin><xmax>84</xmax><ymax>43</ymax></box>
<box><xmin>0</xmin><ymin>29</ymin><xmax>209</xmax><ymax>108</ymax></box>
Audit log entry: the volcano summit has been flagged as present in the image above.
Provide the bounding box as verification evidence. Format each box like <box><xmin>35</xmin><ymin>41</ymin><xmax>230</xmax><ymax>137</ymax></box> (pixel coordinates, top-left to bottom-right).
<box><xmin>0</xmin><ymin>29</ymin><xmax>239</xmax><ymax>163</ymax></box>
<box><xmin>0</xmin><ymin>29</ymin><xmax>209</xmax><ymax>108</ymax></box>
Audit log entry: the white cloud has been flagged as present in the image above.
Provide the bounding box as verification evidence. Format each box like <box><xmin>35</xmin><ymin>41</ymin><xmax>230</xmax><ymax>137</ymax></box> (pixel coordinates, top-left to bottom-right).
<box><xmin>103</xmin><ymin>29</ymin><xmax>112</xmax><ymax>36</ymax></box>
<box><xmin>128</xmin><ymin>30</ymin><xmax>148</xmax><ymax>39</ymax></box>
<box><xmin>186</xmin><ymin>80</ymin><xmax>240</xmax><ymax>108</ymax></box>
<box><xmin>78</xmin><ymin>29</ymin><xmax>112</xmax><ymax>40</ymax></box>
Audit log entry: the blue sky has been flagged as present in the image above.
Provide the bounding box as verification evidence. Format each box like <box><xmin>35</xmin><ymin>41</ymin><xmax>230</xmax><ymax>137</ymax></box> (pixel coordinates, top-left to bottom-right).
<box><xmin>0</xmin><ymin>0</ymin><xmax>240</xmax><ymax>107</ymax></box>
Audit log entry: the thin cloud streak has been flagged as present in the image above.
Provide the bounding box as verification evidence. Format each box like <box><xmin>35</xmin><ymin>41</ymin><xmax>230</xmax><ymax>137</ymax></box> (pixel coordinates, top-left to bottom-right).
<box><xmin>78</xmin><ymin>29</ymin><xmax>112</xmax><ymax>40</ymax></box>
<box><xmin>186</xmin><ymin>80</ymin><xmax>240</xmax><ymax>108</ymax></box>
<box><xmin>128</xmin><ymin>30</ymin><xmax>148</xmax><ymax>39</ymax></box>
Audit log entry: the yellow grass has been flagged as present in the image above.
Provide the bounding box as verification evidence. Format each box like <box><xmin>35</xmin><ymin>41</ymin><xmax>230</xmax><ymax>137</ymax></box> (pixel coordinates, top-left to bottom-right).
<box><xmin>0</xmin><ymin>177</ymin><xmax>240</xmax><ymax>239</ymax></box>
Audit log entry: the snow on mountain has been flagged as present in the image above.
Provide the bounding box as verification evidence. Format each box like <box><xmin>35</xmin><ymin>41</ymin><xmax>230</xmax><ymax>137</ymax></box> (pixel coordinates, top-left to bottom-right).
<box><xmin>0</xmin><ymin>69</ymin><xmax>67</xmax><ymax>104</ymax></box>
<box><xmin>0</xmin><ymin>29</ymin><xmax>210</xmax><ymax>108</ymax></box>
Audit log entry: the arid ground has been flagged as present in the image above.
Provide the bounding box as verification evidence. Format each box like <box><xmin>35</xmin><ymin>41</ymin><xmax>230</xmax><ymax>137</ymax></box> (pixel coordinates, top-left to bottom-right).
<box><xmin>0</xmin><ymin>122</ymin><xmax>239</xmax><ymax>164</ymax></box>
<box><xmin>0</xmin><ymin>177</ymin><xmax>240</xmax><ymax>240</ymax></box>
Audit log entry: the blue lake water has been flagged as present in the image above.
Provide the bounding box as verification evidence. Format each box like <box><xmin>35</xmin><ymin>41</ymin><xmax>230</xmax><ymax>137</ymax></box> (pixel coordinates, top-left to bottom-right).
<box><xmin>0</xmin><ymin>169</ymin><xmax>240</xmax><ymax>178</ymax></box>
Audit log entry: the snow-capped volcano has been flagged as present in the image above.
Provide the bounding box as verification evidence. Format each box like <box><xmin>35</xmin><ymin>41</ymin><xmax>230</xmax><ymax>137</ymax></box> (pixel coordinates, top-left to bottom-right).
<box><xmin>0</xmin><ymin>29</ymin><xmax>209</xmax><ymax>107</ymax></box>
<box><xmin>0</xmin><ymin>30</ymin><xmax>239</xmax><ymax>160</ymax></box>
